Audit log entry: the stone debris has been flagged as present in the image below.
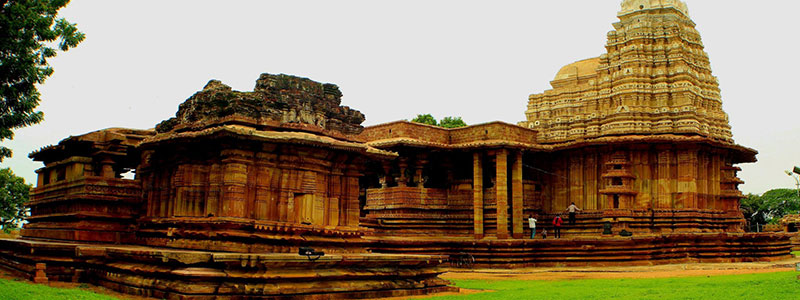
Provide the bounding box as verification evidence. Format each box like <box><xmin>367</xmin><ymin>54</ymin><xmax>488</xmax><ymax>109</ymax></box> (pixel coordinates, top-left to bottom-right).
<box><xmin>156</xmin><ymin>73</ymin><xmax>365</xmax><ymax>136</ymax></box>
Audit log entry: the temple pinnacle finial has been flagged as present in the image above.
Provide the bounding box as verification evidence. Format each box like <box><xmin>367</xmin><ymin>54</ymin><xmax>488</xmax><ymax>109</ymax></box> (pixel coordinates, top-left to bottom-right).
<box><xmin>619</xmin><ymin>0</ymin><xmax>689</xmax><ymax>16</ymax></box>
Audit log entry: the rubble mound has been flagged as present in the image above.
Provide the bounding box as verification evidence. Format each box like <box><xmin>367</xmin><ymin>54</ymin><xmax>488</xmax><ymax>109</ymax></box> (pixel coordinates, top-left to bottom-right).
<box><xmin>155</xmin><ymin>73</ymin><xmax>365</xmax><ymax>135</ymax></box>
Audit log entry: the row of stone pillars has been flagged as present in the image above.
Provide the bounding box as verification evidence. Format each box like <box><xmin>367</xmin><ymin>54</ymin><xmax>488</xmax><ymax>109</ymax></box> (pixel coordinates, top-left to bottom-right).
<box><xmin>379</xmin><ymin>155</ymin><xmax>429</xmax><ymax>188</ymax></box>
<box><xmin>473</xmin><ymin>149</ymin><xmax>524</xmax><ymax>239</ymax></box>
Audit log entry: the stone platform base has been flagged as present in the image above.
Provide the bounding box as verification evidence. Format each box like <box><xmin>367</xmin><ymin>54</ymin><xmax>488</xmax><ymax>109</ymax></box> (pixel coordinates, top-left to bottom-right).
<box><xmin>788</xmin><ymin>232</ymin><xmax>800</xmax><ymax>251</ymax></box>
<box><xmin>368</xmin><ymin>233</ymin><xmax>793</xmax><ymax>268</ymax></box>
<box><xmin>0</xmin><ymin>238</ymin><xmax>454</xmax><ymax>299</ymax></box>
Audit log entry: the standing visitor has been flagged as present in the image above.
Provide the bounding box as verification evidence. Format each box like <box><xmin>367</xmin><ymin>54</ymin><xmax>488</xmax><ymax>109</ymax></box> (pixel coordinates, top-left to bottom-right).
<box><xmin>552</xmin><ymin>215</ymin><xmax>563</xmax><ymax>238</ymax></box>
<box><xmin>528</xmin><ymin>215</ymin><xmax>537</xmax><ymax>239</ymax></box>
<box><xmin>566</xmin><ymin>202</ymin><xmax>582</xmax><ymax>225</ymax></box>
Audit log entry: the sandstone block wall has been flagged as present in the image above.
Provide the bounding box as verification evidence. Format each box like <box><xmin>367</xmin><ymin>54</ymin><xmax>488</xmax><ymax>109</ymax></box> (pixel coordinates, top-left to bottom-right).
<box><xmin>137</xmin><ymin>137</ymin><xmax>368</xmax><ymax>253</ymax></box>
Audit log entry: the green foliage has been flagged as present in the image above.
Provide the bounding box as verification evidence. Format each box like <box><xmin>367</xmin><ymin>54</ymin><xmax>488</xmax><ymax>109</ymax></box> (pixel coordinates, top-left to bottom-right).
<box><xmin>0</xmin><ymin>277</ymin><xmax>116</xmax><ymax>300</ymax></box>
<box><xmin>430</xmin><ymin>272</ymin><xmax>800</xmax><ymax>300</ymax></box>
<box><xmin>741</xmin><ymin>188</ymin><xmax>800</xmax><ymax>227</ymax></box>
<box><xmin>0</xmin><ymin>168</ymin><xmax>30</xmax><ymax>232</ymax></box>
<box><xmin>411</xmin><ymin>113</ymin><xmax>438</xmax><ymax>126</ymax></box>
<box><xmin>439</xmin><ymin>116</ymin><xmax>467</xmax><ymax>128</ymax></box>
<box><xmin>411</xmin><ymin>114</ymin><xmax>468</xmax><ymax>128</ymax></box>
<box><xmin>0</xmin><ymin>0</ymin><xmax>85</xmax><ymax>161</ymax></box>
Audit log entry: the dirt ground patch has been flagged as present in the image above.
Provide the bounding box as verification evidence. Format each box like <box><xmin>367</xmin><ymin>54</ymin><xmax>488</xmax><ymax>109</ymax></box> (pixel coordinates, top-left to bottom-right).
<box><xmin>444</xmin><ymin>256</ymin><xmax>800</xmax><ymax>281</ymax></box>
<box><xmin>442</xmin><ymin>264</ymin><xmax>797</xmax><ymax>281</ymax></box>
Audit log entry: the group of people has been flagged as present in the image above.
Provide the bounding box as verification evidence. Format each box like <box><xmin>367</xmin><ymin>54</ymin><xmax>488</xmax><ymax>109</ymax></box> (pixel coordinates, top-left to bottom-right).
<box><xmin>527</xmin><ymin>202</ymin><xmax>581</xmax><ymax>239</ymax></box>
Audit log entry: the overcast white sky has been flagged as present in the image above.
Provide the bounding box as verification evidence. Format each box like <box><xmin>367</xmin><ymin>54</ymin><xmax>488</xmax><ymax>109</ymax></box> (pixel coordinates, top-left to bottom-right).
<box><xmin>1</xmin><ymin>0</ymin><xmax>798</xmax><ymax>195</ymax></box>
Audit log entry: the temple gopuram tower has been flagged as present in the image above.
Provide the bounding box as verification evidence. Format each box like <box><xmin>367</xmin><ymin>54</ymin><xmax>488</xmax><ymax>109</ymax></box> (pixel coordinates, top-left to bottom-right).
<box><xmin>519</xmin><ymin>0</ymin><xmax>755</xmax><ymax>233</ymax></box>
<box><xmin>523</xmin><ymin>0</ymin><xmax>730</xmax><ymax>142</ymax></box>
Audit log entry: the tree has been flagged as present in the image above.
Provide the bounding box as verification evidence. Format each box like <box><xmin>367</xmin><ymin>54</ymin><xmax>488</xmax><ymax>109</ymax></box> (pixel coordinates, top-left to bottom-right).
<box><xmin>411</xmin><ymin>114</ymin><xmax>437</xmax><ymax>126</ymax></box>
<box><xmin>410</xmin><ymin>114</ymin><xmax>469</xmax><ymax>128</ymax></box>
<box><xmin>0</xmin><ymin>168</ymin><xmax>30</xmax><ymax>232</ymax></box>
<box><xmin>740</xmin><ymin>188</ymin><xmax>800</xmax><ymax>230</ymax></box>
<box><xmin>0</xmin><ymin>0</ymin><xmax>85</xmax><ymax>161</ymax></box>
<box><xmin>760</xmin><ymin>188</ymin><xmax>800</xmax><ymax>222</ymax></box>
<box><xmin>741</xmin><ymin>193</ymin><xmax>768</xmax><ymax>227</ymax></box>
<box><xmin>438</xmin><ymin>116</ymin><xmax>467</xmax><ymax>128</ymax></box>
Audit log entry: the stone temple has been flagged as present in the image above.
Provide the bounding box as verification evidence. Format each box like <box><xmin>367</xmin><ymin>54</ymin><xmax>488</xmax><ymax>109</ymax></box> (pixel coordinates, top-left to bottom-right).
<box><xmin>0</xmin><ymin>0</ymin><xmax>794</xmax><ymax>298</ymax></box>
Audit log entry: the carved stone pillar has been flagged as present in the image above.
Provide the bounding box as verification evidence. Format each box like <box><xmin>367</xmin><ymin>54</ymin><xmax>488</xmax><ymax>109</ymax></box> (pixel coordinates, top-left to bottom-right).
<box><xmin>380</xmin><ymin>162</ymin><xmax>392</xmax><ymax>188</ymax></box>
<box><xmin>397</xmin><ymin>158</ymin><xmax>408</xmax><ymax>187</ymax></box>
<box><xmin>99</xmin><ymin>157</ymin><xmax>116</xmax><ymax>179</ymax></box>
<box><xmin>512</xmin><ymin>150</ymin><xmax>524</xmax><ymax>239</ymax></box>
<box><xmin>442</xmin><ymin>157</ymin><xmax>454</xmax><ymax>189</ymax></box>
<box><xmin>656</xmin><ymin>148</ymin><xmax>672</xmax><ymax>209</ymax></box>
<box><xmin>221</xmin><ymin>149</ymin><xmax>251</xmax><ymax>218</ymax></box>
<box><xmin>344</xmin><ymin>167</ymin><xmax>362</xmax><ymax>227</ymax></box>
<box><xmin>414</xmin><ymin>154</ymin><xmax>427</xmax><ymax>188</ymax></box>
<box><xmin>473</xmin><ymin>152</ymin><xmax>484</xmax><ymax>239</ymax></box>
<box><xmin>677</xmin><ymin>148</ymin><xmax>699</xmax><ymax>209</ymax></box>
<box><xmin>496</xmin><ymin>149</ymin><xmax>509</xmax><ymax>240</ymax></box>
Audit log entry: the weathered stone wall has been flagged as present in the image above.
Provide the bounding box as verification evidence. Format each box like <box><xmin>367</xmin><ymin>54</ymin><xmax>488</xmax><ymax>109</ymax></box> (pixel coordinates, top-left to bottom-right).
<box><xmin>137</xmin><ymin>136</ymin><xmax>369</xmax><ymax>253</ymax></box>
<box><xmin>363</xmin><ymin>187</ymin><xmax>473</xmax><ymax>236</ymax></box>
<box><xmin>359</xmin><ymin>121</ymin><xmax>538</xmax><ymax>147</ymax></box>
<box><xmin>141</xmin><ymin>144</ymin><xmax>360</xmax><ymax>227</ymax></box>
<box><xmin>536</xmin><ymin>146</ymin><xmax>743</xmax><ymax>215</ymax></box>
<box><xmin>22</xmin><ymin>177</ymin><xmax>141</xmax><ymax>243</ymax></box>
<box><xmin>532</xmin><ymin>144</ymin><xmax>747</xmax><ymax>234</ymax></box>
<box><xmin>359</xmin><ymin>122</ymin><xmax>450</xmax><ymax>144</ymax></box>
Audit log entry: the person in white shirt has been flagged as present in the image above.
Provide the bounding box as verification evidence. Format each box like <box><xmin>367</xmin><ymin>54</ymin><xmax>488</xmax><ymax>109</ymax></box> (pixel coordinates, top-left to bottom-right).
<box><xmin>528</xmin><ymin>215</ymin><xmax>537</xmax><ymax>239</ymax></box>
<box><xmin>566</xmin><ymin>202</ymin><xmax>582</xmax><ymax>225</ymax></box>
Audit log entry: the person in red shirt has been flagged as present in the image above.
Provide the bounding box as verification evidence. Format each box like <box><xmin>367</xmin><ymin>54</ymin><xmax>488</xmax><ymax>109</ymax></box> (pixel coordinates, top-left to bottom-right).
<box><xmin>552</xmin><ymin>215</ymin><xmax>563</xmax><ymax>239</ymax></box>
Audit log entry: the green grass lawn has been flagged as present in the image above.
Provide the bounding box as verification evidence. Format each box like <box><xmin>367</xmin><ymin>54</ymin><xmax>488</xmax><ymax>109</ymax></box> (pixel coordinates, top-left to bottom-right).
<box><xmin>2</xmin><ymin>270</ymin><xmax>799</xmax><ymax>300</ymax></box>
<box><xmin>793</xmin><ymin>251</ymin><xmax>799</xmax><ymax>257</ymax></box>
<box><xmin>431</xmin><ymin>272</ymin><xmax>800</xmax><ymax>300</ymax></box>
<box><xmin>0</xmin><ymin>278</ymin><xmax>116</xmax><ymax>300</ymax></box>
